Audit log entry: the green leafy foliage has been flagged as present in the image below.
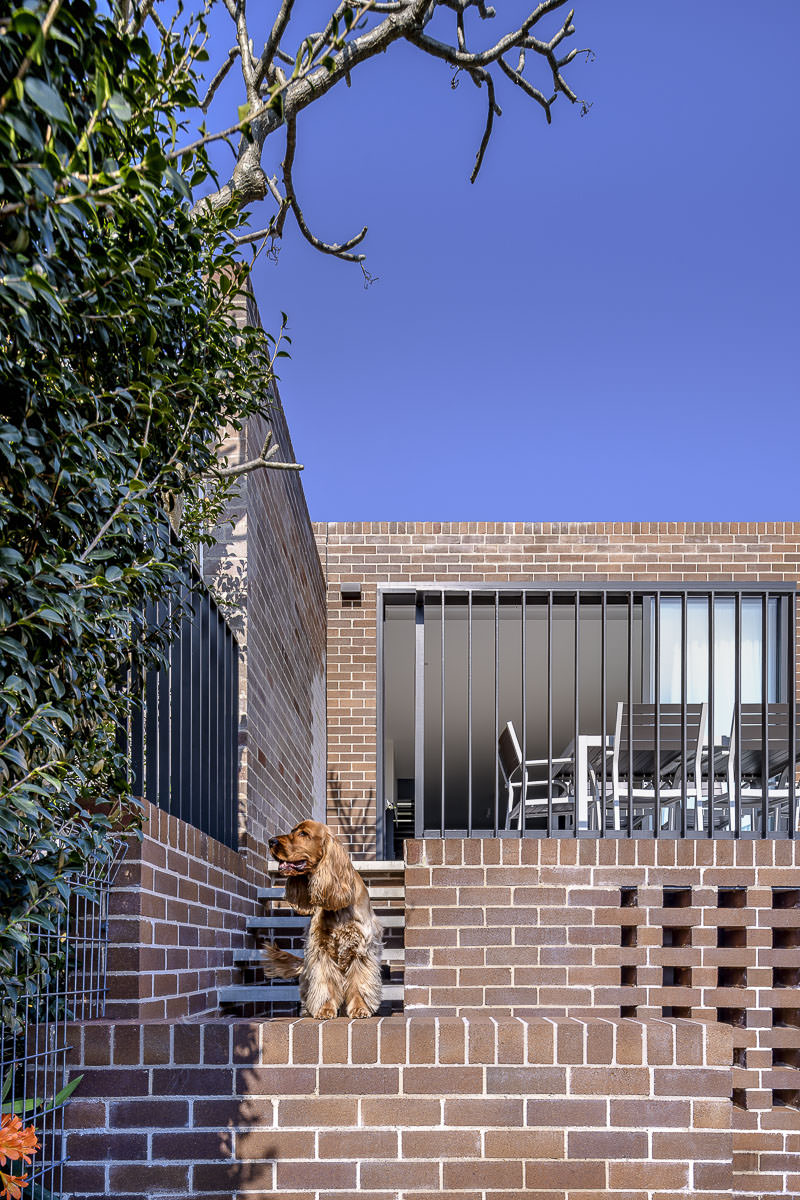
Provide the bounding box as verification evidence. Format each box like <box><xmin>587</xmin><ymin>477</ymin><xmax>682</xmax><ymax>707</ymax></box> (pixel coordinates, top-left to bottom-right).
<box><xmin>1</xmin><ymin>1067</ymin><xmax>83</xmax><ymax>1115</ymax></box>
<box><xmin>0</xmin><ymin>0</ymin><xmax>275</xmax><ymax>1025</ymax></box>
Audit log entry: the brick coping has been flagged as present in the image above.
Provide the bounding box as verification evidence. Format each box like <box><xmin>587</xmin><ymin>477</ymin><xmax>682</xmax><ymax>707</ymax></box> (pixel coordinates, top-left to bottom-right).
<box><xmin>69</xmin><ymin>1012</ymin><xmax>733</xmax><ymax>1068</ymax></box>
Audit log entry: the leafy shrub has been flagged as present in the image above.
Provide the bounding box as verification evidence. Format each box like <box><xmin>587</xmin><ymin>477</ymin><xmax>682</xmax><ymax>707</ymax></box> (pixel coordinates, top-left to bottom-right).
<box><xmin>0</xmin><ymin>0</ymin><xmax>274</xmax><ymax>1023</ymax></box>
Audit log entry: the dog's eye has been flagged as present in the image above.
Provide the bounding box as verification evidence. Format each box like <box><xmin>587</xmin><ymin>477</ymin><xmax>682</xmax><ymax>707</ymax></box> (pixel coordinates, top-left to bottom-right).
<box><xmin>299</xmin><ymin>830</ymin><xmax>309</xmax><ymax>838</ymax></box>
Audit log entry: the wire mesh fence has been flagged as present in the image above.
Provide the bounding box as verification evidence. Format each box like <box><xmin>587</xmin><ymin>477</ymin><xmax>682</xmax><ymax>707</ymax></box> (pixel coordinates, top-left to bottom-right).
<box><xmin>0</xmin><ymin>847</ymin><xmax>124</xmax><ymax>1199</ymax></box>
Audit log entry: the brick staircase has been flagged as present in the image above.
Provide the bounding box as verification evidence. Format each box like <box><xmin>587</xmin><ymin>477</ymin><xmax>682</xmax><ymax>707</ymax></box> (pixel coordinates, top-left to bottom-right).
<box><xmin>218</xmin><ymin>860</ymin><xmax>405</xmax><ymax>1014</ymax></box>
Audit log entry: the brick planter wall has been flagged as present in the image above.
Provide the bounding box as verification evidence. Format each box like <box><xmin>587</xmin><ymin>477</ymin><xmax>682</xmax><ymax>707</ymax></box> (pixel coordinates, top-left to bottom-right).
<box><xmin>405</xmin><ymin>836</ymin><xmax>800</xmax><ymax>1196</ymax></box>
<box><xmin>314</xmin><ymin>521</ymin><xmax>800</xmax><ymax>856</ymax></box>
<box><xmin>63</xmin><ymin>1015</ymin><xmax>732</xmax><ymax>1200</ymax></box>
<box><xmin>106</xmin><ymin>803</ymin><xmax>268</xmax><ymax>1020</ymax></box>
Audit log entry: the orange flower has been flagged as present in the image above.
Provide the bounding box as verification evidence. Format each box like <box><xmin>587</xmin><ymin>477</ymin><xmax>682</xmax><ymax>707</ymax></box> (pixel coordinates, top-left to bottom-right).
<box><xmin>0</xmin><ymin>1116</ymin><xmax>37</xmax><ymax>1200</ymax></box>
<box><xmin>0</xmin><ymin>1169</ymin><xmax>30</xmax><ymax>1200</ymax></box>
<box><xmin>0</xmin><ymin>1116</ymin><xmax>38</xmax><ymax>1170</ymax></box>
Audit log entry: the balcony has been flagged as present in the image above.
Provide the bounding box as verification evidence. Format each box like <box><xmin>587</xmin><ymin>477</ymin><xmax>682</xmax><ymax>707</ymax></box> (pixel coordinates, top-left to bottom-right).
<box><xmin>380</xmin><ymin>583</ymin><xmax>798</xmax><ymax>842</ymax></box>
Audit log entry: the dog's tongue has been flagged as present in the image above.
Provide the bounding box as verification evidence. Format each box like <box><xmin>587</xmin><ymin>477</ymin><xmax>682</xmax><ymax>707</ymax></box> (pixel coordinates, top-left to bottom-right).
<box><xmin>278</xmin><ymin>860</ymin><xmax>307</xmax><ymax>876</ymax></box>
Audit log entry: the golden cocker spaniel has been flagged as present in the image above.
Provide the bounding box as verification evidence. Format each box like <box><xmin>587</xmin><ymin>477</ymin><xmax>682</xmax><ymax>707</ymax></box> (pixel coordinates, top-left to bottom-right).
<box><xmin>262</xmin><ymin>820</ymin><xmax>383</xmax><ymax>1019</ymax></box>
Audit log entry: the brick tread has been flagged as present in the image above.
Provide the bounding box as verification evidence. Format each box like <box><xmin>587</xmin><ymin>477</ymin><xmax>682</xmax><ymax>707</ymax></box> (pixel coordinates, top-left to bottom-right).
<box><xmin>246</xmin><ymin>915</ymin><xmax>312</xmax><ymax>929</ymax></box>
<box><xmin>218</xmin><ymin>983</ymin><xmax>404</xmax><ymax>1003</ymax></box>
<box><xmin>233</xmin><ymin>946</ymin><xmax>405</xmax><ymax>965</ymax></box>
<box><xmin>266</xmin><ymin>859</ymin><xmax>403</xmax><ymax>875</ymax></box>
<box><xmin>246</xmin><ymin>912</ymin><xmax>404</xmax><ymax>931</ymax></box>
<box><xmin>257</xmin><ymin>884</ymin><xmax>404</xmax><ymax>902</ymax></box>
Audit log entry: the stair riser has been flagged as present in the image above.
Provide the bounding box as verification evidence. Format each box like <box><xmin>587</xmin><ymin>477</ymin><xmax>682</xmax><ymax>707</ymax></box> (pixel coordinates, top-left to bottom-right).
<box><xmin>220</xmin><ymin>984</ymin><xmax>404</xmax><ymax>1004</ymax></box>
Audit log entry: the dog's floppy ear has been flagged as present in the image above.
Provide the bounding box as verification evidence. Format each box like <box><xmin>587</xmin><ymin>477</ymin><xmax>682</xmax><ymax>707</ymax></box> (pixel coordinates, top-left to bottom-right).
<box><xmin>283</xmin><ymin>872</ymin><xmax>314</xmax><ymax>915</ymax></box>
<box><xmin>309</xmin><ymin>829</ymin><xmax>356</xmax><ymax>911</ymax></box>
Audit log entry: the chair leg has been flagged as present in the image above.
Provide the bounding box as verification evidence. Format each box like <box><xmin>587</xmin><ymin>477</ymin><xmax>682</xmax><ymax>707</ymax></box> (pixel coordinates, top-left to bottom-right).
<box><xmin>506</xmin><ymin>783</ymin><xmax>521</xmax><ymax>831</ymax></box>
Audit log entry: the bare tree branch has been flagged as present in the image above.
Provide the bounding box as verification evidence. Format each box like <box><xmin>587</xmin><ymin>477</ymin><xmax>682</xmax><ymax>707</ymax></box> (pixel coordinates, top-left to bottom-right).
<box><xmin>223</xmin><ymin>0</ymin><xmax>257</xmax><ymax>101</ymax></box>
<box><xmin>212</xmin><ymin>430</ymin><xmax>303</xmax><ymax>478</ymax></box>
<box><xmin>231</xmin><ymin>224</ymin><xmax>275</xmax><ymax>247</ymax></box>
<box><xmin>282</xmin><ymin>116</ymin><xmax>367</xmax><ymax>261</ymax></box>
<box><xmin>255</xmin><ymin>0</ymin><xmax>296</xmax><ymax>90</ymax></box>
<box><xmin>468</xmin><ymin>68</ymin><xmax>501</xmax><ymax>183</ymax></box>
<box><xmin>200</xmin><ymin>45</ymin><xmax>240</xmax><ymax>112</ymax></box>
<box><xmin>167</xmin><ymin>0</ymin><xmax>591</xmax><ymax>254</ymax></box>
<box><xmin>497</xmin><ymin>55</ymin><xmax>553</xmax><ymax>123</ymax></box>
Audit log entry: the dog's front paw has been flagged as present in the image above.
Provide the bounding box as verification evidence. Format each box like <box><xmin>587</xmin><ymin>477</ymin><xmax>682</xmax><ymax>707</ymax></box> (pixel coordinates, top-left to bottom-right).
<box><xmin>314</xmin><ymin>1001</ymin><xmax>338</xmax><ymax>1020</ymax></box>
<box><xmin>347</xmin><ymin>1000</ymin><xmax>372</xmax><ymax>1019</ymax></box>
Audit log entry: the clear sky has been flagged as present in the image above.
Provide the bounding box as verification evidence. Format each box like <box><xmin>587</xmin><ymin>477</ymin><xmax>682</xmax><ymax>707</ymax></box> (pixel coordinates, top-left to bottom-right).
<box><xmin>202</xmin><ymin>2</ymin><xmax>799</xmax><ymax>521</ymax></box>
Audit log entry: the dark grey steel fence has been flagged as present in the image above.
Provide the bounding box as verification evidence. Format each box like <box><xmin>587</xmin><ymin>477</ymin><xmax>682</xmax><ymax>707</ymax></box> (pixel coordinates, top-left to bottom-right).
<box><xmin>379</xmin><ymin>583</ymin><xmax>798</xmax><ymax>841</ymax></box>
<box><xmin>129</xmin><ymin>573</ymin><xmax>240</xmax><ymax>850</ymax></box>
<box><xmin>0</xmin><ymin>851</ymin><xmax>122</xmax><ymax>1199</ymax></box>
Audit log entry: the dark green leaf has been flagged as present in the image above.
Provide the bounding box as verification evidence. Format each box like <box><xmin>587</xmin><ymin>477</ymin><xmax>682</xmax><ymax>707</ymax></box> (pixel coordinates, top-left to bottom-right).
<box><xmin>24</xmin><ymin>77</ymin><xmax>69</xmax><ymax>124</ymax></box>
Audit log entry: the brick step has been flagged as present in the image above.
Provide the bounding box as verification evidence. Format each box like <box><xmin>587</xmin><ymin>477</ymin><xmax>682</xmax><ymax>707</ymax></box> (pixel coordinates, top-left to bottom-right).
<box><xmin>256</xmin><ymin>887</ymin><xmax>286</xmax><ymax>901</ymax></box>
<box><xmin>246</xmin><ymin>915</ymin><xmax>311</xmax><ymax>930</ymax></box>
<box><xmin>257</xmin><ymin>884</ymin><xmax>404</xmax><ymax>902</ymax></box>
<box><xmin>224</xmin><ymin>861</ymin><xmax>406</xmax><ymax>1016</ymax></box>
<box><xmin>233</xmin><ymin>946</ymin><xmax>405</xmax><ymax>966</ymax></box>
<box><xmin>246</xmin><ymin>912</ymin><xmax>405</xmax><ymax>931</ymax></box>
<box><xmin>361</xmin><ymin>886</ymin><xmax>405</xmax><ymax>900</ymax></box>
<box><xmin>219</xmin><ymin>983</ymin><xmax>404</xmax><ymax>1005</ymax></box>
<box><xmin>266</xmin><ymin>859</ymin><xmax>403</xmax><ymax>876</ymax></box>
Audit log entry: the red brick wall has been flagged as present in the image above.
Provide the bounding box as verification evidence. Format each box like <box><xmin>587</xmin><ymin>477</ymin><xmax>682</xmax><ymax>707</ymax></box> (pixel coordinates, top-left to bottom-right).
<box><xmin>63</xmin><ymin>1014</ymin><xmax>733</xmax><ymax>1200</ymax></box>
<box><xmin>314</xmin><ymin>521</ymin><xmax>800</xmax><ymax>856</ymax></box>
<box><xmin>106</xmin><ymin>803</ymin><xmax>268</xmax><ymax>1020</ymax></box>
<box><xmin>404</xmin><ymin>836</ymin><xmax>800</xmax><ymax>1197</ymax></box>
<box><xmin>242</xmin><ymin>395</ymin><xmax>327</xmax><ymax>845</ymax></box>
<box><xmin>203</xmin><ymin>296</ymin><xmax>326</xmax><ymax>852</ymax></box>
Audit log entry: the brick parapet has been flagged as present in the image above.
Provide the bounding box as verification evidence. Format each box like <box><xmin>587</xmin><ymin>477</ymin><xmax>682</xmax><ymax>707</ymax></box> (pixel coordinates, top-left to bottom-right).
<box><xmin>63</xmin><ymin>1014</ymin><xmax>733</xmax><ymax>1200</ymax></box>
<box><xmin>106</xmin><ymin>803</ymin><xmax>269</xmax><ymax>1021</ymax></box>
<box><xmin>314</xmin><ymin>521</ymin><xmax>800</xmax><ymax>856</ymax></box>
<box><xmin>404</xmin><ymin>836</ymin><xmax>800</xmax><ymax>1196</ymax></box>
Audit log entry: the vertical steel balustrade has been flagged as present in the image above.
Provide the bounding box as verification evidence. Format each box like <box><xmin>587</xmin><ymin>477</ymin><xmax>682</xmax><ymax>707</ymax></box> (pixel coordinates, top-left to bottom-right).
<box><xmin>734</xmin><ymin>592</ymin><xmax>742</xmax><ymax>838</ymax></box>
<box><xmin>128</xmin><ymin>572</ymin><xmax>240</xmax><ymax>849</ymax></box>
<box><xmin>546</xmin><ymin>591</ymin><xmax>553</xmax><ymax>838</ymax></box>
<box><xmin>708</xmin><ymin>592</ymin><xmax>715</xmax><ymax>840</ymax></box>
<box><xmin>382</xmin><ymin>582</ymin><xmax>798</xmax><ymax>840</ymax></box>
<box><xmin>762</xmin><ymin>593</ymin><xmax>769</xmax><ymax>840</ymax></box>
<box><xmin>680</xmin><ymin>591</ymin><xmax>688</xmax><ymax>837</ymax></box>
<box><xmin>790</xmin><ymin>590</ymin><xmax>797</xmax><ymax>835</ymax></box>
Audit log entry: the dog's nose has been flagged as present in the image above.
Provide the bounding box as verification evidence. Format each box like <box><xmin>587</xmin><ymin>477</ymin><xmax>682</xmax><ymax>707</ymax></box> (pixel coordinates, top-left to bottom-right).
<box><xmin>268</xmin><ymin>836</ymin><xmax>279</xmax><ymax>850</ymax></box>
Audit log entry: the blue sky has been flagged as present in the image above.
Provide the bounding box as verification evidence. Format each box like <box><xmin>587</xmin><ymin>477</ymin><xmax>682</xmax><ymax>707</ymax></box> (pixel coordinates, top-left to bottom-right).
<box><xmin>202</xmin><ymin>2</ymin><xmax>799</xmax><ymax>520</ymax></box>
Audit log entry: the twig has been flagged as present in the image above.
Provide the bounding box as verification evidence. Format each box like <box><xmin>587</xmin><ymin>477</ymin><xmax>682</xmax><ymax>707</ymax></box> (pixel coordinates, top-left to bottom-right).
<box><xmin>282</xmin><ymin>116</ymin><xmax>367</xmax><ymax>261</ymax></box>
<box><xmin>200</xmin><ymin>46</ymin><xmax>241</xmax><ymax>112</ymax></box>
<box><xmin>469</xmin><ymin>69</ymin><xmax>501</xmax><ymax>183</ymax></box>
<box><xmin>212</xmin><ymin>429</ymin><xmax>303</xmax><ymax>477</ymax></box>
<box><xmin>255</xmin><ymin>0</ymin><xmax>296</xmax><ymax>90</ymax></box>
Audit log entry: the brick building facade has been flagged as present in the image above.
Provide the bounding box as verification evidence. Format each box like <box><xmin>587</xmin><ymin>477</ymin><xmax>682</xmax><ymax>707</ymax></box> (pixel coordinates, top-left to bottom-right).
<box><xmin>315</xmin><ymin>521</ymin><xmax>800</xmax><ymax>856</ymax></box>
<box><xmin>60</xmin><ymin>518</ymin><xmax>800</xmax><ymax>1197</ymax></box>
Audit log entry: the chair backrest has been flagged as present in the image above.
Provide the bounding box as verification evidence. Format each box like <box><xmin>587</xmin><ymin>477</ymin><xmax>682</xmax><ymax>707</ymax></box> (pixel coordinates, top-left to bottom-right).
<box><xmin>498</xmin><ymin>721</ymin><xmax>522</xmax><ymax>784</ymax></box>
<box><xmin>613</xmin><ymin>703</ymin><xmax>707</xmax><ymax>778</ymax></box>
<box><xmin>729</xmin><ymin>703</ymin><xmax>793</xmax><ymax>778</ymax></box>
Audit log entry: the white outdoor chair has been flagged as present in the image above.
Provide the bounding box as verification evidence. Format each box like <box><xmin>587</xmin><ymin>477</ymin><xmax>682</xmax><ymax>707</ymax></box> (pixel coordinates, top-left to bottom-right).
<box><xmin>601</xmin><ymin>702</ymin><xmax>707</xmax><ymax>832</ymax></box>
<box><xmin>710</xmin><ymin>703</ymin><xmax>797</xmax><ymax>833</ymax></box>
<box><xmin>499</xmin><ymin>721</ymin><xmax>576</xmax><ymax>830</ymax></box>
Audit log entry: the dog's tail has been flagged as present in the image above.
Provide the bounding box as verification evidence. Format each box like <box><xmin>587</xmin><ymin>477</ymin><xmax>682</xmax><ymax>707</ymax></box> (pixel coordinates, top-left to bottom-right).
<box><xmin>261</xmin><ymin>942</ymin><xmax>303</xmax><ymax>979</ymax></box>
